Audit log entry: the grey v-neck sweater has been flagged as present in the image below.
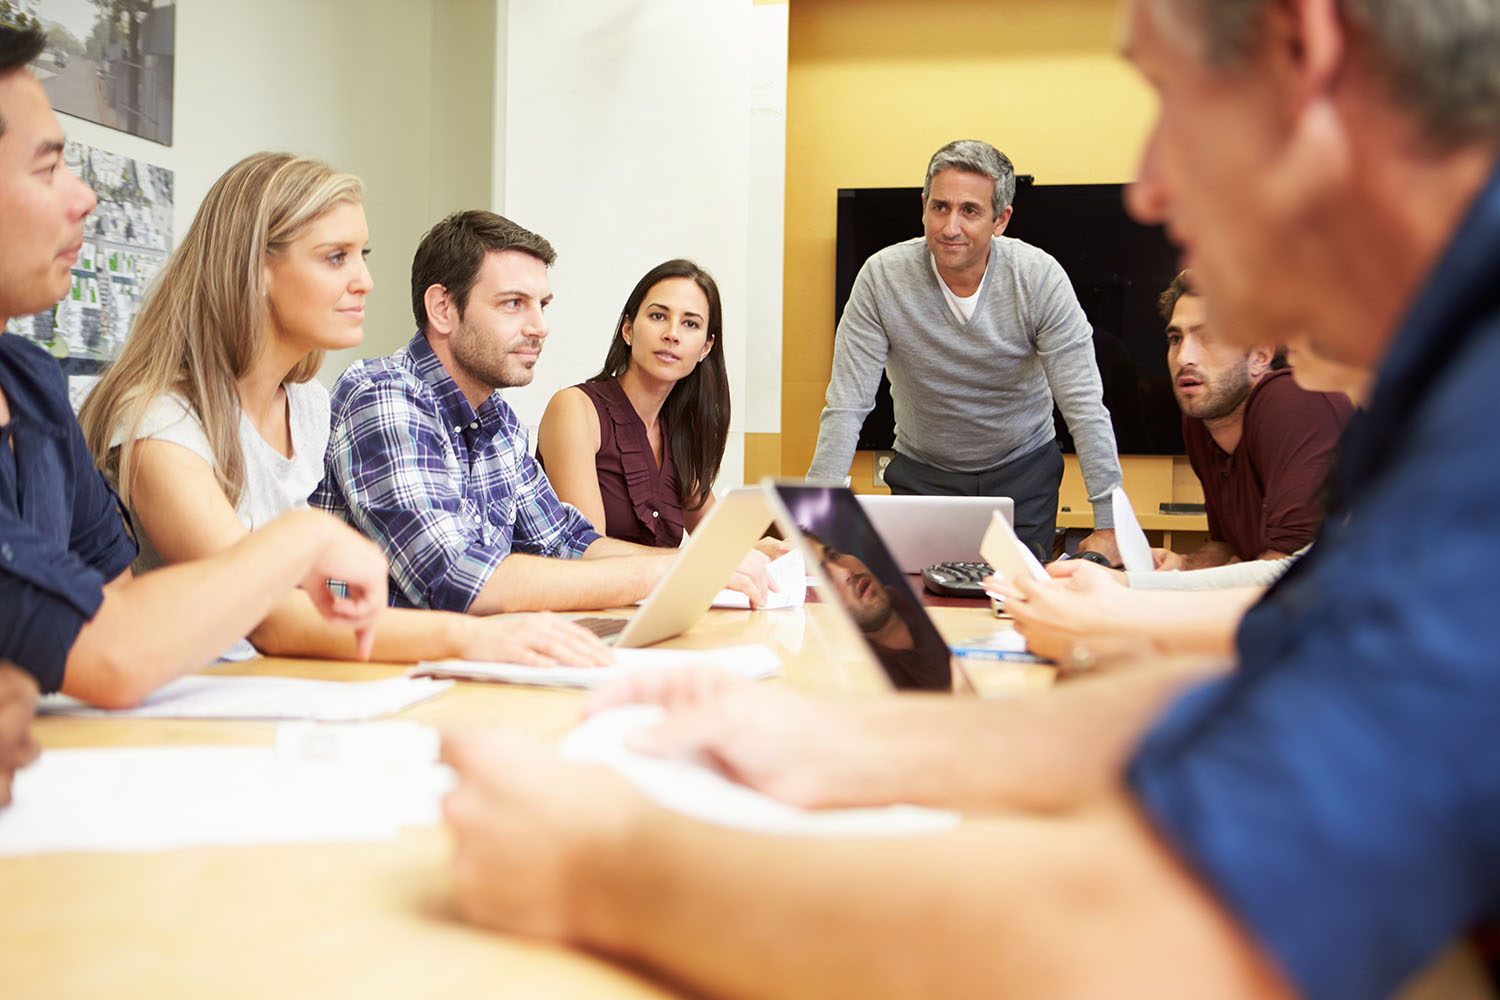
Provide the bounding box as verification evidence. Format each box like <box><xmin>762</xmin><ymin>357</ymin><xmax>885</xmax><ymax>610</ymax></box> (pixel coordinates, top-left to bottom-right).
<box><xmin>807</xmin><ymin>236</ymin><xmax>1122</xmax><ymax>526</ymax></box>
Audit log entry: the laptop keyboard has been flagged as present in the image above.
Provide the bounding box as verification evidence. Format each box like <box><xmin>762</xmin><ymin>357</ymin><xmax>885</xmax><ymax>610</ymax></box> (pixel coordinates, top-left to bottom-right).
<box><xmin>920</xmin><ymin>561</ymin><xmax>994</xmax><ymax>598</ymax></box>
<box><xmin>571</xmin><ymin>617</ymin><xmax>629</xmax><ymax>640</ymax></box>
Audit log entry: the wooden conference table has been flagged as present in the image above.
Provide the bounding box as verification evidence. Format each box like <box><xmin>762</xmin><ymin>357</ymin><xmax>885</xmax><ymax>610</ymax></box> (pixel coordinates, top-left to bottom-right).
<box><xmin>1</xmin><ymin>599</ymin><xmax>1017</xmax><ymax>1000</ymax></box>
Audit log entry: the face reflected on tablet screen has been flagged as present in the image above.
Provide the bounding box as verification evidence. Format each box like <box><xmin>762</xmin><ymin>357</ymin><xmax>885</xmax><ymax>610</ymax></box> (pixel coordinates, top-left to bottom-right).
<box><xmin>772</xmin><ymin>484</ymin><xmax>953</xmax><ymax>691</ymax></box>
<box><xmin>805</xmin><ymin>538</ymin><xmax>897</xmax><ymax>635</ymax></box>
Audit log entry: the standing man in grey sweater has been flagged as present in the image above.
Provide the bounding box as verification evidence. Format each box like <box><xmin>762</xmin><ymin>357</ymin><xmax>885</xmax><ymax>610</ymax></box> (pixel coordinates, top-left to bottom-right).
<box><xmin>807</xmin><ymin>140</ymin><xmax>1123</xmax><ymax>562</ymax></box>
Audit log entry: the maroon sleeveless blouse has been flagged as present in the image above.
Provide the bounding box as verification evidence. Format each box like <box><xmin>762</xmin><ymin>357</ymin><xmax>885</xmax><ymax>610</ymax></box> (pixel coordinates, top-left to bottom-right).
<box><xmin>575</xmin><ymin>379</ymin><xmax>683</xmax><ymax>548</ymax></box>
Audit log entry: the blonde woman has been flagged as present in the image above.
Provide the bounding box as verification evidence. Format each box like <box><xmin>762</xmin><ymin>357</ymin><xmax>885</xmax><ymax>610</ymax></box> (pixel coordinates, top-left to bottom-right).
<box><xmin>80</xmin><ymin>153</ymin><xmax>608</xmax><ymax>666</ymax></box>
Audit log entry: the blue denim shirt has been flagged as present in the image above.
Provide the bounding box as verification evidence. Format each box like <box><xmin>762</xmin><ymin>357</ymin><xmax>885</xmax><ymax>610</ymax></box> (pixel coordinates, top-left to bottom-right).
<box><xmin>0</xmin><ymin>334</ymin><xmax>137</xmax><ymax>693</ymax></box>
<box><xmin>1130</xmin><ymin>166</ymin><xmax>1500</xmax><ymax>1000</ymax></box>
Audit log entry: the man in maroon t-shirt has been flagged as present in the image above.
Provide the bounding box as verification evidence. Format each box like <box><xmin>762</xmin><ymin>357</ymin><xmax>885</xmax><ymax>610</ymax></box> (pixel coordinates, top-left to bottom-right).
<box><xmin>1157</xmin><ymin>271</ymin><xmax>1353</xmax><ymax>570</ymax></box>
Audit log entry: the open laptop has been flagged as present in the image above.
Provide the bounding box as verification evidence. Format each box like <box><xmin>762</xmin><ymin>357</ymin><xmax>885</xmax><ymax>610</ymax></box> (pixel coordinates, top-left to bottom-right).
<box><xmin>855</xmin><ymin>494</ymin><xmax>1015</xmax><ymax>573</ymax></box>
<box><xmin>571</xmin><ymin>487</ymin><xmax>773</xmax><ymax>648</ymax></box>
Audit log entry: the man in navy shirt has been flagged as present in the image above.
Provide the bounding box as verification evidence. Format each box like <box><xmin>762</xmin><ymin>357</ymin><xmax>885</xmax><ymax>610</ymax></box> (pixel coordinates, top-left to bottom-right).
<box><xmin>436</xmin><ymin>1</ymin><xmax>1500</xmax><ymax>997</ymax></box>
<box><xmin>0</xmin><ymin>24</ymin><xmax>389</xmax><ymax>721</ymax></box>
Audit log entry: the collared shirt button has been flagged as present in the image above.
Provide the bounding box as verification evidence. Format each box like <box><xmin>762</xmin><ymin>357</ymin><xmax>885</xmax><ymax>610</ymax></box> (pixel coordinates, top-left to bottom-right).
<box><xmin>473</xmin><ymin>515</ymin><xmax>483</xmax><ymax>526</ymax></box>
<box><xmin>651</xmin><ymin>510</ymin><xmax>659</xmax><ymax>518</ymax></box>
<box><xmin>469</xmin><ymin>421</ymin><xmax>478</xmax><ymax>430</ymax></box>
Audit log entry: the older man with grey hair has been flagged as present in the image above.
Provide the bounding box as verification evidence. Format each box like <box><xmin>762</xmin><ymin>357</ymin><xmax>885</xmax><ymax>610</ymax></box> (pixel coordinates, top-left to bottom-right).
<box><xmin>807</xmin><ymin>138</ymin><xmax>1124</xmax><ymax>563</ymax></box>
<box><xmin>437</xmin><ymin>2</ymin><xmax>1500</xmax><ymax>998</ymax></box>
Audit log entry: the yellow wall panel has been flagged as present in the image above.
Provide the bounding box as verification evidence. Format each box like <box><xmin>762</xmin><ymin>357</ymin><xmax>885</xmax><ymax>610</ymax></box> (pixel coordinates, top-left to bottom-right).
<box><xmin>782</xmin><ymin>0</ymin><xmax>1163</xmax><ymax>508</ymax></box>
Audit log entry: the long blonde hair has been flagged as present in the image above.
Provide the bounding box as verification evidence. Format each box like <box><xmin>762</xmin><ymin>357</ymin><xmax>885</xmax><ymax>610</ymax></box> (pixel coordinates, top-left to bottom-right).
<box><xmin>80</xmin><ymin>152</ymin><xmax>363</xmax><ymax>508</ymax></box>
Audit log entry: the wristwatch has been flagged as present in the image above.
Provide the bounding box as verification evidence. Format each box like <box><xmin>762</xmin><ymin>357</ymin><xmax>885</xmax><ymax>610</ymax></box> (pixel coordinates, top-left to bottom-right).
<box><xmin>1073</xmin><ymin>550</ymin><xmax>1116</xmax><ymax>568</ymax></box>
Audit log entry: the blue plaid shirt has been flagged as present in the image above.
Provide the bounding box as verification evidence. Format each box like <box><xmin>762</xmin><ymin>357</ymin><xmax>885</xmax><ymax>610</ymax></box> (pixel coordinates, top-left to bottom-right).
<box><xmin>312</xmin><ymin>331</ymin><xmax>599</xmax><ymax>611</ymax></box>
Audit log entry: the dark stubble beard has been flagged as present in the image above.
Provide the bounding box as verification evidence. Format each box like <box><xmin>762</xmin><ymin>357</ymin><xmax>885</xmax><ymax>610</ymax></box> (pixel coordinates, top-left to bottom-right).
<box><xmin>450</xmin><ymin>317</ymin><xmax>543</xmax><ymax>391</ymax></box>
<box><xmin>851</xmin><ymin>589</ymin><xmax>895</xmax><ymax>634</ymax></box>
<box><xmin>1177</xmin><ymin>360</ymin><xmax>1254</xmax><ymax>422</ymax></box>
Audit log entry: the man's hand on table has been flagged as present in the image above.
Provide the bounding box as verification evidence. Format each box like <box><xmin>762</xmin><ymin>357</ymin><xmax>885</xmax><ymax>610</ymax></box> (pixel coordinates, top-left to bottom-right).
<box><xmin>583</xmin><ymin>668</ymin><xmax>893</xmax><ymax>810</ymax></box>
<box><xmin>465</xmin><ymin>612</ymin><xmax>615</xmax><ymax>667</ymax></box>
<box><xmin>1073</xmin><ymin>528</ymin><xmax>1120</xmax><ymax>567</ymax></box>
<box><xmin>441</xmin><ymin>728</ymin><xmax>640</xmax><ymax>942</ymax></box>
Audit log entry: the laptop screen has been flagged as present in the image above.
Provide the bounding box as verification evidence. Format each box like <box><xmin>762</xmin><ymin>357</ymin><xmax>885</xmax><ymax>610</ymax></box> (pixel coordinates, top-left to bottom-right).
<box><xmin>770</xmin><ymin>484</ymin><xmax>952</xmax><ymax>691</ymax></box>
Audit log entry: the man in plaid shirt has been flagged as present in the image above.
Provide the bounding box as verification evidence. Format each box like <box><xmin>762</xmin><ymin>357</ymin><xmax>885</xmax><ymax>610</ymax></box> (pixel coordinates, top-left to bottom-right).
<box><xmin>313</xmin><ymin>211</ymin><xmax>770</xmax><ymax>613</ymax></box>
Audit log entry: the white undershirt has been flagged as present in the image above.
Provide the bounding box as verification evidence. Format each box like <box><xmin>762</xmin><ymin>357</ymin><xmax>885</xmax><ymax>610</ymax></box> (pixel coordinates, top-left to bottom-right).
<box><xmin>931</xmin><ymin>251</ymin><xmax>990</xmax><ymax>324</ymax></box>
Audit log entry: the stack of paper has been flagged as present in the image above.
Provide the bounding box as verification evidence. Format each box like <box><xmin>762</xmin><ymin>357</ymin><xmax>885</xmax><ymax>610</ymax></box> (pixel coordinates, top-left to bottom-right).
<box><xmin>40</xmin><ymin>674</ymin><xmax>453</xmax><ymax>721</ymax></box>
<box><xmin>415</xmin><ymin>643</ymin><xmax>782</xmax><ymax>689</ymax></box>
<box><xmin>0</xmin><ymin>722</ymin><xmax>452</xmax><ymax>855</ymax></box>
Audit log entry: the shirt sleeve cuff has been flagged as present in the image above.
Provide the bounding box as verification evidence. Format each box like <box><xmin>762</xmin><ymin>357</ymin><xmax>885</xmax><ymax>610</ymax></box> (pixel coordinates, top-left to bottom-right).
<box><xmin>562</xmin><ymin>527</ymin><xmax>601</xmax><ymax>558</ymax></box>
<box><xmin>0</xmin><ymin>580</ymin><xmax>92</xmax><ymax>694</ymax></box>
<box><xmin>96</xmin><ymin>512</ymin><xmax>139</xmax><ymax>581</ymax></box>
<box><xmin>422</xmin><ymin>542</ymin><xmax>509</xmax><ymax>614</ymax></box>
<box><xmin>1089</xmin><ymin>498</ymin><xmax>1115</xmax><ymax>530</ymax></box>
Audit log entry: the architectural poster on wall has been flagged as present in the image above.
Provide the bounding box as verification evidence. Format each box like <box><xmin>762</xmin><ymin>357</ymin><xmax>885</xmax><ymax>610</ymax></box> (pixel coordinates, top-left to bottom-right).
<box><xmin>4</xmin><ymin>139</ymin><xmax>174</xmax><ymax>389</ymax></box>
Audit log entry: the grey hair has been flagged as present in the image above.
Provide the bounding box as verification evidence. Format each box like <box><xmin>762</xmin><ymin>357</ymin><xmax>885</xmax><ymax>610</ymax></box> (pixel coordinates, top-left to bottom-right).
<box><xmin>922</xmin><ymin>140</ymin><xmax>1016</xmax><ymax>217</ymax></box>
<box><xmin>1179</xmin><ymin>0</ymin><xmax>1500</xmax><ymax>146</ymax></box>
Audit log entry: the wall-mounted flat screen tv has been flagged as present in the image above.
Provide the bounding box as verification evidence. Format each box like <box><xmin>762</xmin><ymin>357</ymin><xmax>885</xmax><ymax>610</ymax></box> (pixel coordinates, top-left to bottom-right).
<box><xmin>834</xmin><ymin>181</ymin><xmax>1185</xmax><ymax>456</ymax></box>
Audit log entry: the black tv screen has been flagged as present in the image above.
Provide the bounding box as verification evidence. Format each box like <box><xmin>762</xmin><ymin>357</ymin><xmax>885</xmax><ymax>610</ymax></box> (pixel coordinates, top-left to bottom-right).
<box><xmin>834</xmin><ymin>182</ymin><xmax>1184</xmax><ymax>456</ymax></box>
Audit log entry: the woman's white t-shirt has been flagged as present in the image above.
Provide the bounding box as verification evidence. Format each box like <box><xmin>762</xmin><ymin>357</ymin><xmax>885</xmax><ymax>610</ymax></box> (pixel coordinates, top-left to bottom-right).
<box><xmin>111</xmin><ymin>380</ymin><xmax>331</xmax><ymax>657</ymax></box>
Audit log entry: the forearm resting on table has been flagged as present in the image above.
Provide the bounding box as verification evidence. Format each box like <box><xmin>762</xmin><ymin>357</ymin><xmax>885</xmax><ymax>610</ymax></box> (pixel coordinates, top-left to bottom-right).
<box><xmin>1178</xmin><ymin>541</ymin><xmax>1237</xmax><ymax>570</ymax></box>
<box><xmin>576</xmin><ymin>794</ymin><xmax>1290</xmax><ymax>1000</ymax></box>
<box><xmin>249</xmin><ymin>593</ymin><xmax>469</xmax><ymax>663</ymax></box>
<box><xmin>822</xmin><ymin>661</ymin><xmax>1225</xmax><ymax>813</ymax></box>
<box><xmin>63</xmin><ymin>510</ymin><xmax>362</xmax><ymax>708</ymax></box>
<box><xmin>1139</xmin><ymin>588</ymin><xmax>1264</xmax><ymax>659</ymax></box>
<box><xmin>467</xmin><ymin>549</ymin><xmax>668</xmax><ymax>615</ymax></box>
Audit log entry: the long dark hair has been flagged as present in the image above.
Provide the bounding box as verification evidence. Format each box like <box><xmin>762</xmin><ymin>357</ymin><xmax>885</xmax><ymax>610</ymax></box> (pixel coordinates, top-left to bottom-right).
<box><xmin>591</xmin><ymin>259</ymin><xmax>729</xmax><ymax>512</ymax></box>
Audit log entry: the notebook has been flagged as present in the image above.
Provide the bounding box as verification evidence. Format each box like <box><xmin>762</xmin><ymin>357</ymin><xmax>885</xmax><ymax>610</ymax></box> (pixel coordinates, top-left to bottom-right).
<box><xmin>855</xmin><ymin>493</ymin><xmax>1015</xmax><ymax>573</ymax></box>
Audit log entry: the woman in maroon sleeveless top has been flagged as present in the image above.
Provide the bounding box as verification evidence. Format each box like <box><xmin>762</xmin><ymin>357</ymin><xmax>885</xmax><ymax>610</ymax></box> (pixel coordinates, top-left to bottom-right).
<box><xmin>537</xmin><ymin>260</ymin><xmax>730</xmax><ymax>548</ymax></box>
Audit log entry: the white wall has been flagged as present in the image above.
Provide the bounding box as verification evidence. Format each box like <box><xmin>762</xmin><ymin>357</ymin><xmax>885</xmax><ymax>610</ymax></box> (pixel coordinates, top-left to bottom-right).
<box><xmin>428</xmin><ymin>0</ymin><xmax>497</xmax><ymax>224</ymax></box>
<box><xmin>51</xmin><ymin>0</ymin><xmax>453</xmax><ymax>382</ymax></box>
<box><xmin>494</xmin><ymin>0</ymin><xmax>766</xmax><ymax>491</ymax></box>
<box><xmin>745</xmin><ymin>1</ymin><xmax>786</xmax><ymax>439</ymax></box>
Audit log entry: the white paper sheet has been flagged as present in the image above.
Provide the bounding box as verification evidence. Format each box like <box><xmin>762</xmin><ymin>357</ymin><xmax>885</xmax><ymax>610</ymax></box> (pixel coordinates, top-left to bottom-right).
<box><xmin>1111</xmin><ymin>486</ymin><xmax>1155</xmax><ymax>574</ymax></box>
<box><xmin>561</xmin><ymin>705</ymin><xmax>958</xmax><ymax>837</ymax></box>
<box><xmin>710</xmin><ymin>549</ymin><xmax>808</xmax><ymax>610</ymax></box>
<box><xmin>39</xmin><ymin>675</ymin><xmax>453</xmax><ymax>722</ymax></box>
<box><xmin>980</xmin><ymin>510</ymin><xmax>1049</xmax><ymax>585</ymax></box>
<box><xmin>0</xmin><ymin>722</ymin><xmax>453</xmax><ymax>856</ymax></box>
<box><xmin>414</xmin><ymin>644</ymin><xmax>781</xmax><ymax>689</ymax></box>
